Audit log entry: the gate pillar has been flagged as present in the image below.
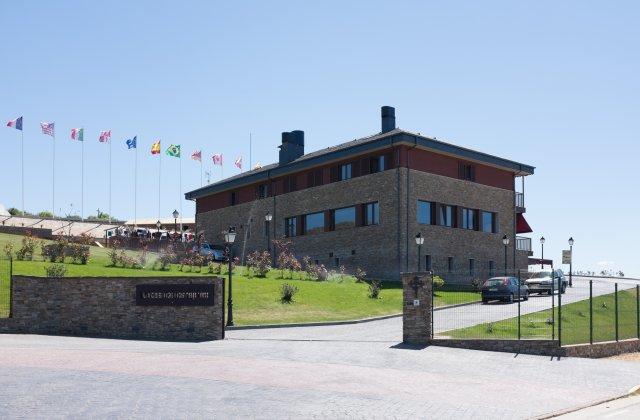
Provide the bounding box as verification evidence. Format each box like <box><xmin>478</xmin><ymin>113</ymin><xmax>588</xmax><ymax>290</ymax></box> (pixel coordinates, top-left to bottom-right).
<box><xmin>402</xmin><ymin>272</ymin><xmax>432</xmax><ymax>345</ymax></box>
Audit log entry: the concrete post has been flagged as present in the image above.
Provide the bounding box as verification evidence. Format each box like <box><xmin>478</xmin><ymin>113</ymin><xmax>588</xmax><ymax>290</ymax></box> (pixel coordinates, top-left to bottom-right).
<box><xmin>402</xmin><ymin>271</ymin><xmax>432</xmax><ymax>345</ymax></box>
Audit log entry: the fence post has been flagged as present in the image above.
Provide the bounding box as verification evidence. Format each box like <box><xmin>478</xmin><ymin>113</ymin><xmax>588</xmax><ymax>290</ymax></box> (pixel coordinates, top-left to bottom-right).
<box><xmin>551</xmin><ymin>267</ymin><xmax>555</xmax><ymax>341</ymax></box>
<box><xmin>518</xmin><ymin>269</ymin><xmax>521</xmax><ymax>340</ymax></box>
<box><xmin>430</xmin><ymin>271</ymin><xmax>434</xmax><ymax>340</ymax></box>
<box><xmin>615</xmin><ymin>283</ymin><xmax>619</xmax><ymax>342</ymax></box>
<box><xmin>589</xmin><ymin>280</ymin><xmax>593</xmax><ymax>345</ymax></box>
<box><xmin>558</xmin><ymin>275</ymin><xmax>562</xmax><ymax>347</ymax></box>
<box><xmin>636</xmin><ymin>285</ymin><xmax>639</xmax><ymax>339</ymax></box>
<box><xmin>8</xmin><ymin>257</ymin><xmax>13</xmax><ymax>318</ymax></box>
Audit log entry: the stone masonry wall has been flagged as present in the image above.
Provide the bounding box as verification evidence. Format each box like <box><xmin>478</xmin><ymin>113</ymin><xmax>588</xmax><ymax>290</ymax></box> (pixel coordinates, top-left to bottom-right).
<box><xmin>0</xmin><ymin>276</ymin><xmax>224</xmax><ymax>341</ymax></box>
<box><xmin>402</xmin><ymin>272</ymin><xmax>432</xmax><ymax>345</ymax></box>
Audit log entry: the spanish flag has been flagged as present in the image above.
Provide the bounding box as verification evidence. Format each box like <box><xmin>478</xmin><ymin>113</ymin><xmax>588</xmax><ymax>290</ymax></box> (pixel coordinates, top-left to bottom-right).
<box><xmin>151</xmin><ymin>140</ymin><xmax>161</xmax><ymax>155</ymax></box>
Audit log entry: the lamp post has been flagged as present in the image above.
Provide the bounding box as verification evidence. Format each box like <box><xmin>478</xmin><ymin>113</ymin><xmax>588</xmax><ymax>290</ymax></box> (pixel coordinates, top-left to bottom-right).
<box><xmin>415</xmin><ymin>232</ymin><xmax>424</xmax><ymax>271</ymax></box>
<box><xmin>568</xmin><ymin>237</ymin><xmax>574</xmax><ymax>287</ymax></box>
<box><xmin>172</xmin><ymin>209</ymin><xmax>179</xmax><ymax>242</ymax></box>
<box><xmin>224</xmin><ymin>226</ymin><xmax>237</xmax><ymax>327</ymax></box>
<box><xmin>502</xmin><ymin>235</ymin><xmax>510</xmax><ymax>276</ymax></box>
<box><xmin>156</xmin><ymin>220</ymin><xmax>161</xmax><ymax>252</ymax></box>
<box><xmin>265</xmin><ymin>212</ymin><xmax>273</xmax><ymax>259</ymax></box>
<box><xmin>540</xmin><ymin>236</ymin><xmax>546</xmax><ymax>268</ymax></box>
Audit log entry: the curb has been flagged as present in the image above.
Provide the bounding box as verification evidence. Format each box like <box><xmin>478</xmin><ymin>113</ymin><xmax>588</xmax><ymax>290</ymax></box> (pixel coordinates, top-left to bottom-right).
<box><xmin>536</xmin><ymin>385</ymin><xmax>640</xmax><ymax>419</ymax></box>
<box><xmin>226</xmin><ymin>299</ymin><xmax>480</xmax><ymax>330</ymax></box>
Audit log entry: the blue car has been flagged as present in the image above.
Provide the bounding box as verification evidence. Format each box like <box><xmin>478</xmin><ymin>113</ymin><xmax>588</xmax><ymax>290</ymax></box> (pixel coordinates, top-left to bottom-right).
<box><xmin>481</xmin><ymin>277</ymin><xmax>529</xmax><ymax>303</ymax></box>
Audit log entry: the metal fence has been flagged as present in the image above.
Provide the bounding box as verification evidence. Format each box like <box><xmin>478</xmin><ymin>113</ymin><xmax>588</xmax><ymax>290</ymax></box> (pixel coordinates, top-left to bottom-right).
<box><xmin>431</xmin><ymin>269</ymin><xmax>640</xmax><ymax>346</ymax></box>
<box><xmin>0</xmin><ymin>256</ymin><xmax>11</xmax><ymax>318</ymax></box>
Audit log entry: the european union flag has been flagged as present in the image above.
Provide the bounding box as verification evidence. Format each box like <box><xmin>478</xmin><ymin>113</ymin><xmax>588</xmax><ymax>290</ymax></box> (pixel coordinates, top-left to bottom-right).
<box><xmin>125</xmin><ymin>136</ymin><xmax>137</xmax><ymax>149</ymax></box>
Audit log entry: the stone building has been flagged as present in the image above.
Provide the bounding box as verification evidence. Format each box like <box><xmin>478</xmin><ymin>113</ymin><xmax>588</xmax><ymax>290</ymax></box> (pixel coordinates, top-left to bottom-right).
<box><xmin>185</xmin><ymin>106</ymin><xmax>535</xmax><ymax>282</ymax></box>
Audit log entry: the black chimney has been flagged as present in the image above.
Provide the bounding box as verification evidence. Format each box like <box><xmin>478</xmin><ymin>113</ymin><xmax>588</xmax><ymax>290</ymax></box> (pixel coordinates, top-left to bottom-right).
<box><xmin>278</xmin><ymin>130</ymin><xmax>305</xmax><ymax>165</ymax></box>
<box><xmin>381</xmin><ymin>106</ymin><xmax>396</xmax><ymax>133</ymax></box>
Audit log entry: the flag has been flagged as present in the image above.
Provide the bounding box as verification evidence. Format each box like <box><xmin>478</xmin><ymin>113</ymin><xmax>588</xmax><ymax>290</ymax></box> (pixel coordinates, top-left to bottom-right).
<box><xmin>40</xmin><ymin>122</ymin><xmax>55</xmax><ymax>137</ymax></box>
<box><xmin>234</xmin><ymin>156</ymin><xmax>242</xmax><ymax>170</ymax></box>
<box><xmin>125</xmin><ymin>136</ymin><xmax>137</xmax><ymax>149</ymax></box>
<box><xmin>166</xmin><ymin>144</ymin><xmax>180</xmax><ymax>157</ymax></box>
<box><xmin>6</xmin><ymin>116</ymin><xmax>23</xmax><ymax>131</ymax></box>
<box><xmin>98</xmin><ymin>130</ymin><xmax>111</xmax><ymax>143</ymax></box>
<box><xmin>191</xmin><ymin>150</ymin><xmax>202</xmax><ymax>162</ymax></box>
<box><xmin>212</xmin><ymin>154</ymin><xmax>223</xmax><ymax>165</ymax></box>
<box><xmin>151</xmin><ymin>140</ymin><xmax>161</xmax><ymax>155</ymax></box>
<box><xmin>70</xmin><ymin>128</ymin><xmax>84</xmax><ymax>141</ymax></box>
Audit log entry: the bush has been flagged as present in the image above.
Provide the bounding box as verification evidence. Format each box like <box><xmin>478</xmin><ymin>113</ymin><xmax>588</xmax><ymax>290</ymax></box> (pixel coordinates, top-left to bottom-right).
<box><xmin>432</xmin><ymin>275</ymin><xmax>445</xmax><ymax>289</ymax></box>
<box><xmin>368</xmin><ymin>280</ymin><xmax>381</xmax><ymax>299</ymax></box>
<box><xmin>3</xmin><ymin>242</ymin><xmax>14</xmax><ymax>260</ymax></box>
<box><xmin>280</xmin><ymin>283</ymin><xmax>299</xmax><ymax>303</ymax></box>
<box><xmin>38</xmin><ymin>211</ymin><xmax>54</xmax><ymax>218</ymax></box>
<box><xmin>16</xmin><ymin>233</ymin><xmax>38</xmax><ymax>261</ymax></box>
<box><xmin>207</xmin><ymin>261</ymin><xmax>222</xmax><ymax>274</ymax></box>
<box><xmin>157</xmin><ymin>247</ymin><xmax>176</xmax><ymax>270</ymax></box>
<box><xmin>246</xmin><ymin>250</ymin><xmax>271</xmax><ymax>277</ymax></box>
<box><xmin>354</xmin><ymin>267</ymin><xmax>367</xmax><ymax>283</ymax></box>
<box><xmin>8</xmin><ymin>207</ymin><xmax>22</xmax><ymax>216</ymax></box>
<box><xmin>44</xmin><ymin>263</ymin><xmax>67</xmax><ymax>278</ymax></box>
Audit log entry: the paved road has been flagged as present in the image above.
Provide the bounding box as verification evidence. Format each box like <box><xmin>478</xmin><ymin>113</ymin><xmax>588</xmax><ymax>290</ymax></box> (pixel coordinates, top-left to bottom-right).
<box><xmin>558</xmin><ymin>395</ymin><xmax>640</xmax><ymax>419</ymax></box>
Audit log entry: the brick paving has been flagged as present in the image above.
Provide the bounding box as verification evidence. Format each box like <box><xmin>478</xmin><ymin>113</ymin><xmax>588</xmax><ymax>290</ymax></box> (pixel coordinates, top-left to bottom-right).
<box><xmin>2</xmin><ymin>330</ymin><xmax>640</xmax><ymax>418</ymax></box>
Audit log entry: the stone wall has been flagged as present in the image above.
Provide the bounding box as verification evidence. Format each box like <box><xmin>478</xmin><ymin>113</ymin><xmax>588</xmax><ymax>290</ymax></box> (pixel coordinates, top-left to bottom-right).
<box><xmin>0</xmin><ymin>226</ymin><xmax>53</xmax><ymax>239</ymax></box>
<box><xmin>402</xmin><ymin>272</ymin><xmax>432</xmax><ymax>345</ymax></box>
<box><xmin>0</xmin><ymin>276</ymin><xmax>224</xmax><ymax>341</ymax></box>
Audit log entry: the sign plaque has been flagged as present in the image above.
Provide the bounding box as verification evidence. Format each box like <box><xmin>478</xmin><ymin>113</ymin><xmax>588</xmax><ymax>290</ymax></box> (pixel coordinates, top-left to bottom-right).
<box><xmin>135</xmin><ymin>284</ymin><xmax>215</xmax><ymax>306</ymax></box>
<box><xmin>562</xmin><ymin>250</ymin><xmax>572</xmax><ymax>265</ymax></box>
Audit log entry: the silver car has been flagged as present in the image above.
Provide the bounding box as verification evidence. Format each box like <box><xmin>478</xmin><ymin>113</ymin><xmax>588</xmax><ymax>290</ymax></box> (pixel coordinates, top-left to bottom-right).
<box><xmin>194</xmin><ymin>243</ymin><xmax>226</xmax><ymax>261</ymax></box>
<box><xmin>525</xmin><ymin>269</ymin><xmax>567</xmax><ymax>295</ymax></box>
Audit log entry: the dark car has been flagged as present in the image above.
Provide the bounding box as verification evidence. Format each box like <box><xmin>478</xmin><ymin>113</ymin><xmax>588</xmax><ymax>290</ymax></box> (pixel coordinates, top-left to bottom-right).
<box><xmin>481</xmin><ymin>277</ymin><xmax>529</xmax><ymax>303</ymax></box>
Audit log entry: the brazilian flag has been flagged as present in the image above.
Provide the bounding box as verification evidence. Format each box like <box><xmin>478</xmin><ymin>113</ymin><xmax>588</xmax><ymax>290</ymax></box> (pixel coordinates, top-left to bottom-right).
<box><xmin>166</xmin><ymin>144</ymin><xmax>181</xmax><ymax>158</ymax></box>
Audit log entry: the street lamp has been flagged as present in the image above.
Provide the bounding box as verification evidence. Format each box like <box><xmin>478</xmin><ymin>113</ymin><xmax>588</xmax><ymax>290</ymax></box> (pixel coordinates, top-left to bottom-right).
<box><xmin>156</xmin><ymin>220</ymin><xmax>162</xmax><ymax>252</ymax></box>
<box><xmin>502</xmin><ymin>235</ymin><xmax>510</xmax><ymax>276</ymax></box>
<box><xmin>540</xmin><ymin>236</ymin><xmax>546</xmax><ymax>268</ymax></box>
<box><xmin>224</xmin><ymin>226</ymin><xmax>237</xmax><ymax>327</ymax></box>
<box><xmin>568</xmin><ymin>237</ymin><xmax>574</xmax><ymax>287</ymax></box>
<box><xmin>172</xmin><ymin>209</ymin><xmax>179</xmax><ymax>241</ymax></box>
<box><xmin>415</xmin><ymin>232</ymin><xmax>424</xmax><ymax>271</ymax></box>
<box><xmin>265</xmin><ymin>212</ymin><xmax>273</xmax><ymax>260</ymax></box>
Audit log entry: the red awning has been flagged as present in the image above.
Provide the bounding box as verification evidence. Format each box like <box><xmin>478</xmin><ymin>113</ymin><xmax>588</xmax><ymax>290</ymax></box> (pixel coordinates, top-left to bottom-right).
<box><xmin>516</xmin><ymin>214</ymin><xmax>533</xmax><ymax>234</ymax></box>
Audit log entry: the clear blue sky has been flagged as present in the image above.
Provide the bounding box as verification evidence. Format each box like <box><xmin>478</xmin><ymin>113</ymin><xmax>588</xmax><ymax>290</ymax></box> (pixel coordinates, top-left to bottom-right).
<box><xmin>1</xmin><ymin>1</ymin><xmax>638</xmax><ymax>275</ymax></box>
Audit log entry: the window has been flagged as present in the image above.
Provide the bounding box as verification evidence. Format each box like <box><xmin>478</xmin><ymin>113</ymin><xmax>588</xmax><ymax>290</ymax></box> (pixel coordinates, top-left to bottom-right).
<box><xmin>283</xmin><ymin>176</ymin><xmax>297</xmax><ymax>193</ymax></box>
<box><xmin>439</xmin><ymin>205</ymin><xmax>454</xmax><ymax>227</ymax></box>
<box><xmin>461</xmin><ymin>208</ymin><xmax>476</xmax><ymax>230</ymax></box>
<box><xmin>482</xmin><ymin>211</ymin><xmax>496</xmax><ymax>233</ymax></box>
<box><xmin>370</xmin><ymin>155</ymin><xmax>386</xmax><ymax>173</ymax></box>
<box><xmin>459</xmin><ymin>162</ymin><xmax>476</xmax><ymax>181</ymax></box>
<box><xmin>488</xmin><ymin>261</ymin><xmax>495</xmax><ymax>277</ymax></box>
<box><xmin>425</xmin><ymin>255</ymin><xmax>432</xmax><ymax>271</ymax></box>
<box><xmin>257</xmin><ymin>184</ymin><xmax>268</xmax><ymax>199</ymax></box>
<box><xmin>448</xmin><ymin>257</ymin><xmax>454</xmax><ymax>272</ymax></box>
<box><xmin>334</xmin><ymin>206</ymin><xmax>356</xmax><ymax>230</ymax></box>
<box><xmin>469</xmin><ymin>259</ymin><xmax>475</xmax><ymax>276</ymax></box>
<box><xmin>340</xmin><ymin>163</ymin><xmax>352</xmax><ymax>181</ymax></box>
<box><xmin>285</xmin><ymin>217</ymin><xmax>297</xmax><ymax>237</ymax></box>
<box><xmin>417</xmin><ymin>200</ymin><xmax>433</xmax><ymax>225</ymax></box>
<box><xmin>230</xmin><ymin>192</ymin><xmax>237</xmax><ymax>206</ymax></box>
<box><xmin>304</xmin><ymin>212</ymin><xmax>324</xmax><ymax>235</ymax></box>
<box><xmin>307</xmin><ymin>169</ymin><xmax>323</xmax><ymax>188</ymax></box>
<box><xmin>363</xmin><ymin>202</ymin><xmax>380</xmax><ymax>226</ymax></box>
<box><xmin>335</xmin><ymin>257</ymin><xmax>340</xmax><ymax>267</ymax></box>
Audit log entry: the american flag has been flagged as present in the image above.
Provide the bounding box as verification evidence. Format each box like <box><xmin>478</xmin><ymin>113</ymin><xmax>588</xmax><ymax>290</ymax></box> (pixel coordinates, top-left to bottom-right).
<box><xmin>234</xmin><ymin>156</ymin><xmax>242</xmax><ymax>170</ymax></box>
<box><xmin>191</xmin><ymin>150</ymin><xmax>202</xmax><ymax>162</ymax></box>
<box><xmin>99</xmin><ymin>130</ymin><xmax>111</xmax><ymax>143</ymax></box>
<box><xmin>40</xmin><ymin>122</ymin><xmax>55</xmax><ymax>137</ymax></box>
<box><xmin>212</xmin><ymin>154</ymin><xmax>223</xmax><ymax>166</ymax></box>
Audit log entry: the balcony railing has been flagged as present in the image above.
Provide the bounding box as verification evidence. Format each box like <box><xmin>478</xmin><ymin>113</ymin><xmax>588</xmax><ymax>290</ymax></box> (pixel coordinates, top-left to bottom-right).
<box><xmin>516</xmin><ymin>236</ymin><xmax>532</xmax><ymax>252</ymax></box>
<box><xmin>515</xmin><ymin>192</ymin><xmax>525</xmax><ymax>208</ymax></box>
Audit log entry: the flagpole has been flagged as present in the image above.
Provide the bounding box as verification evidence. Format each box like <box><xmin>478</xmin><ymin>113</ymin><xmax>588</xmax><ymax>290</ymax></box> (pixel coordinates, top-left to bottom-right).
<box><xmin>200</xmin><ymin>159</ymin><xmax>203</xmax><ymax>187</ymax></box>
<box><xmin>21</xmin><ymin>128</ymin><xmax>24</xmax><ymax>216</ymax></box>
<box><xmin>52</xmin><ymin>132</ymin><xmax>56</xmax><ymax>219</ymax></box>
<box><xmin>81</xmin><ymin>134</ymin><xmax>84</xmax><ymax>220</ymax></box>
<box><xmin>109</xmin><ymin>135</ymin><xmax>112</xmax><ymax>223</ymax></box>
<box><xmin>250</xmin><ymin>132</ymin><xmax>252</xmax><ymax>170</ymax></box>
<box><xmin>134</xmin><ymin>139</ymin><xmax>138</xmax><ymax>229</ymax></box>
<box><xmin>179</xmin><ymin>153</ymin><xmax>183</xmax><ymax>237</ymax></box>
<box><xmin>158</xmin><ymin>144</ymin><xmax>162</xmax><ymax>221</ymax></box>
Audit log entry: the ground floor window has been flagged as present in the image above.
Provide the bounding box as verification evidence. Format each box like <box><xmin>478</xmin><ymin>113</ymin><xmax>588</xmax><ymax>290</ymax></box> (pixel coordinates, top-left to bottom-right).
<box><xmin>285</xmin><ymin>217</ymin><xmax>297</xmax><ymax>237</ymax></box>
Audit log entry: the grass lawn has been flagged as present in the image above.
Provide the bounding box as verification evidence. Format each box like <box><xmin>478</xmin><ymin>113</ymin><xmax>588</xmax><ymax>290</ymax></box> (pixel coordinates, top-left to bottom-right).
<box><xmin>444</xmin><ymin>288</ymin><xmax>640</xmax><ymax>345</ymax></box>
<box><xmin>0</xmin><ymin>232</ymin><xmax>478</xmax><ymax>325</ymax></box>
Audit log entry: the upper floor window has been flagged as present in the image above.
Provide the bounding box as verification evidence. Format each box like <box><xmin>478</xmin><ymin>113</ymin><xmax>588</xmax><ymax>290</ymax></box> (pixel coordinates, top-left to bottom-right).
<box><xmin>283</xmin><ymin>176</ymin><xmax>297</xmax><ymax>193</ymax></box>
<box><xmin>459</xmin><ymin>163</ymin><xmax>476</xmax><ymax>181</ymax></box>
<box><xmin>304</xmin><ymin>212</ymin><xmax>325</xmax><ymax>235</ymax></box>
<box><xmin>417</xmin><ymin>200</ymin><xmax>433</xmax><ymax>225</ymax></box>
<box><xmin>230</xmin><ymin>191</ymin><xmax>238</xmax><ymax>206</ymax></box>
<box><xmin>340</xmin><ymin>164</ymin><xmax>352</xmax><ymax>181</ymax></box>
<box><xmin>307</xmin><ymin>169</ymin><xmax>323</xmax><ymax>188</ymax></box>
<box><xmin>461</xmin><ymin>208</ymin><xmax>476</xmax><ymax>230</ymax></box>
<box><xmin>334</xmin><ymin>206</ymin><xmax>356</xmax><ymax>231</ymax></box>
<box><xmin>363</xmin><ymin>202</ymin><xmax>380</xmax><ymax>226</ymax></box>
<box><xmin>481</xmin><ymin>211</ymin><xmax>496</xmax><ymax>233</ymax></box>
<box><xmin>439</xmin><ymin>205</ymin><xmax>454</xmax><ymax>227</ymax></box>
<box><xmin>257</xmin><ymin>184</ymin><xmax>268</xmax><ymax>199</ymax></box>
<box><xmin>285</xmin><ymin>217</ymin><xmax>297</xmax><ymax>237</ymax></box>
<box><xmin>370</xmin><ymin>155</ymin><xmax>386</xmax><ymax>173</ymax></box>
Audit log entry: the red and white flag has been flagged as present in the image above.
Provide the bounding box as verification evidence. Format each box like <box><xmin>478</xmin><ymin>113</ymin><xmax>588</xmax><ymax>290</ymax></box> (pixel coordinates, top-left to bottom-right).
<box><xmin>191</xmin><ymin>150</ymin><xmax>202</xmax><ymax>162</ymax></box>
<box><xmin>212</xmin><ymin>154</ymin><xmax>223</xmax><ymax>166</ymax></box>
<box><xmin>40</xmin><ymin>122</ymin><xmax>55</xmax><ymax>137</ymax></box>
<box><xmin>98</xmin><ymin>130</ymin><xmax>111</xmax><ymax>143</ymax></box>
<box><xmin>234</xmin><ymin>156</ymin><xmax>242</xmax><ymax>170</ymax></box>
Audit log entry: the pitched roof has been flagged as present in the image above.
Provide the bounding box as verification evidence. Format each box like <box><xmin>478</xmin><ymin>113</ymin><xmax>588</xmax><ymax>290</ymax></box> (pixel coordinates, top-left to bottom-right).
<box><xmin>185</xmin><ymin>128</ymin><xmax>534</xmax><ymax>200</ymax></box>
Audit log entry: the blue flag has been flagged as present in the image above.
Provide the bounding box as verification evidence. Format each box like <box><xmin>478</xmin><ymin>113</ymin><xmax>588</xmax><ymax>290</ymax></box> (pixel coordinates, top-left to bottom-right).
<box><xmin>125</xmin><ymin>136</ymin><xmax>137</xmax><ymax>149</ymax></box>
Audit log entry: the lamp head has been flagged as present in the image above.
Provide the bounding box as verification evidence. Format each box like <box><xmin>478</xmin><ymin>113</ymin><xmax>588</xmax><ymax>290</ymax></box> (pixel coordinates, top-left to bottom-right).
<box><xmin>265</xmin><ymin>212</ymin><xmax>273</xmax><ymax>222</ymax></box>
<box><xmin>502</xmin><ymin>234</ymin><xmax>510</xmax><ymax>246</ymax></box>
<box><xmin>540</xmin><ymin>236</ymin><xmax>546</xmax><ymax>245</ymax></box>
<box><xmin>568</xmin><ymin>237</ymin><xmax>574</xmax><ymax>246</ymax></box>
<box><xmin>172</xmin><ymin>209</ymin><xmax>179</xmax><ymax>219</ymax></box>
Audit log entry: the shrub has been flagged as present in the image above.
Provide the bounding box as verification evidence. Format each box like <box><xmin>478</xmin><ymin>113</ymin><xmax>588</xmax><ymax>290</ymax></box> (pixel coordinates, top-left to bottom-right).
<box><xmin>368</xmin><ymin>280</ymin><xmax>381</xmax><ymax>299</ymax></box>
<box><xmin>157</xmin><ymin>248</ymin><xmax>176</xmax><ymax>270</ymax></box>
<box><xmin>41</xmin><ymin>236</ymin><xmax>67</xmax><ymax>262</ymax></box>
<box><xmin>3</xmin><ymin>242</ymin><xmax>14</xmax><ymax>260</ymax></box>
<box><xmin>8</xmin><ymin>207</ymin><xmax>22</xmax><ymax>216</ymax></box>
<box><xmin>207</xmin><ymin>262</ymin><xmax>222</xmax><ymax>274</ymax></box>
<box><xmin>107</xmin><ymin>238</ymin><xmax>121</xmax><ymax>266</ymax></box>
<box><xmin>432</xmin><ymin>275</ymin><xmax>445</xmax><ymax>289</ymax></box>
<box><xmin>471</xmin><ymin>277</ymin><xmax>484</xmax><ymax>293</ymax></box>
<box><xmin>45</xmin><ymin>263</ymin><xmax>67</xmax><ymax>278</ymax></box>
<box><xmin>246</xmin><ymin>250</ymin><xmax>271</xmax><ymax>277</ymax></box>
<box><xmin>354</xmin><ymin>267</ymin><xmax>367</xmax><ymax>283</ymax></box>
<box><xmin>339</xmin><ymin>265</ymin><xmax>346</xmax><ymax>280</ymax></box>
<box><xmin>280</xmin><ymin>283</ymin><xmax>299</xmax><ymax>303</ymax></box>
<box><xmin>486</xmin><ymin>323</ymin><xmax>495</xmax><ymax>334</ymax></box>
<box><xmin>16</xmin><ymin>233</ymin><xmax>38</xmax><ymax>261</ymax></box>
<box><xmin>38</xmin><ymin>211</ymin><xmax>54</xmax><ymax>218</ymax></box>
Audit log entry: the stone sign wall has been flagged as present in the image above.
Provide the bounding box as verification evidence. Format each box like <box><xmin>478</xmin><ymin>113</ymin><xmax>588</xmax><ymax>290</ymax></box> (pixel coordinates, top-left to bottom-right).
<box><xmin>402</xmin><ymin>271</ymin><xmax>432</xmax><ymax>345</ymax></box>
<box><xmin>0</xmin><ymin>276</ymin><xmax>224</xmax><ymax>341</ymax></box>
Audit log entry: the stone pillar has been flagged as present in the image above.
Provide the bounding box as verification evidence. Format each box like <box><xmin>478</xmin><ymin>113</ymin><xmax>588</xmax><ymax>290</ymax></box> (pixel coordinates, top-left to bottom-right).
<box><xmin>402</xmin><ymin>272</ymin><xmax>432</xmax><ymax>345</ymax></box>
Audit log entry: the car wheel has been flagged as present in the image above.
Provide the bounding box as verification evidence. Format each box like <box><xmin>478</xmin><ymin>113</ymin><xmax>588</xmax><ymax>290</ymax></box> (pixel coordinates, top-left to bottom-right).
<box><xmin>509</xmin><ymin>293</ymin><xmax>514</xmax><ymax>303</ymax></box>
<box><xmin>482</xmin><ymin>299</ymin><xmax>488</xmax><ymax>304</ymax></box>
<box><xmin>523</xmin><ymin>292</ymin><xmax>529</xmax><ymax>301</ymax></box>
<box><xmin>561</xmin><ymin>285</ymin><xmax>567</xmax><ymax>294</ymax></box>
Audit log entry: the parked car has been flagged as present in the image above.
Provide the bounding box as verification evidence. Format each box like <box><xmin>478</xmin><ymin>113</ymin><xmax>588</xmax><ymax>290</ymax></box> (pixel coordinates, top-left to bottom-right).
<box><xmin>481</xmin><ymin>277</ymin><xmax>529</xmax><ymax>303</ymax></box>
<box><xmin>195</xmin><ymin>243</ymin><xmax>226</xmax><ymax>261</ymax></box>
<box><xmin>525</xmin><ymin>269</ymin><xmax>567</xmax><ymax>295</ymax></box>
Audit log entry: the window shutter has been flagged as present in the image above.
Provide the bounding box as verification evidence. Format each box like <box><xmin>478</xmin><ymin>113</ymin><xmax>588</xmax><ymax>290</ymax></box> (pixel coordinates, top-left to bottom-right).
<box><xmin>452</xmin><ymin>206</ymin><xmax>458</xmax><ymax>228</ymax></box>
<box><xmin>324</xmin><ymin>210</ymin><xmax>333</xmax><ymax>232</ymax></box>
<box><xmin>470</xmin><ymin>165</ymin><xmax>476</xmax><ymax>181</ymax></box>
<box><xmin>330</xmin><ymin>165</ymin><xmax>339</xmax><ymax>182</ymax></box>
<box><xmin>291</xmin><ymin>176</ymin><xmax>297</xmax><ymax>192</ymax></box>
<box><xmin>458</xmin><ymin>162</ymin><xmax>464</xmax><ymax>179</ymax></box>
<box><xmin>297</xmin><ymin>215</ymin><xmax>304</xmax><ymax>236</ymax></box>
<box><xmin>307</xmin><ymin>172</ymin><xmax>314</xmax><ymax>188</ymax></box>
<box><xmin>384</xmin><ymin>152</ymin><xmax>393</xmax><ymax>170</ymax></box>
<box><xmin>360</xmin><ymin>158</ymin><xmax>370</xmax><ymax>176</ymax></box>
<box><xmin>355</xmin><ymin>204</ymin><xmax>364</xmax><ymax>227</ymax></box>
